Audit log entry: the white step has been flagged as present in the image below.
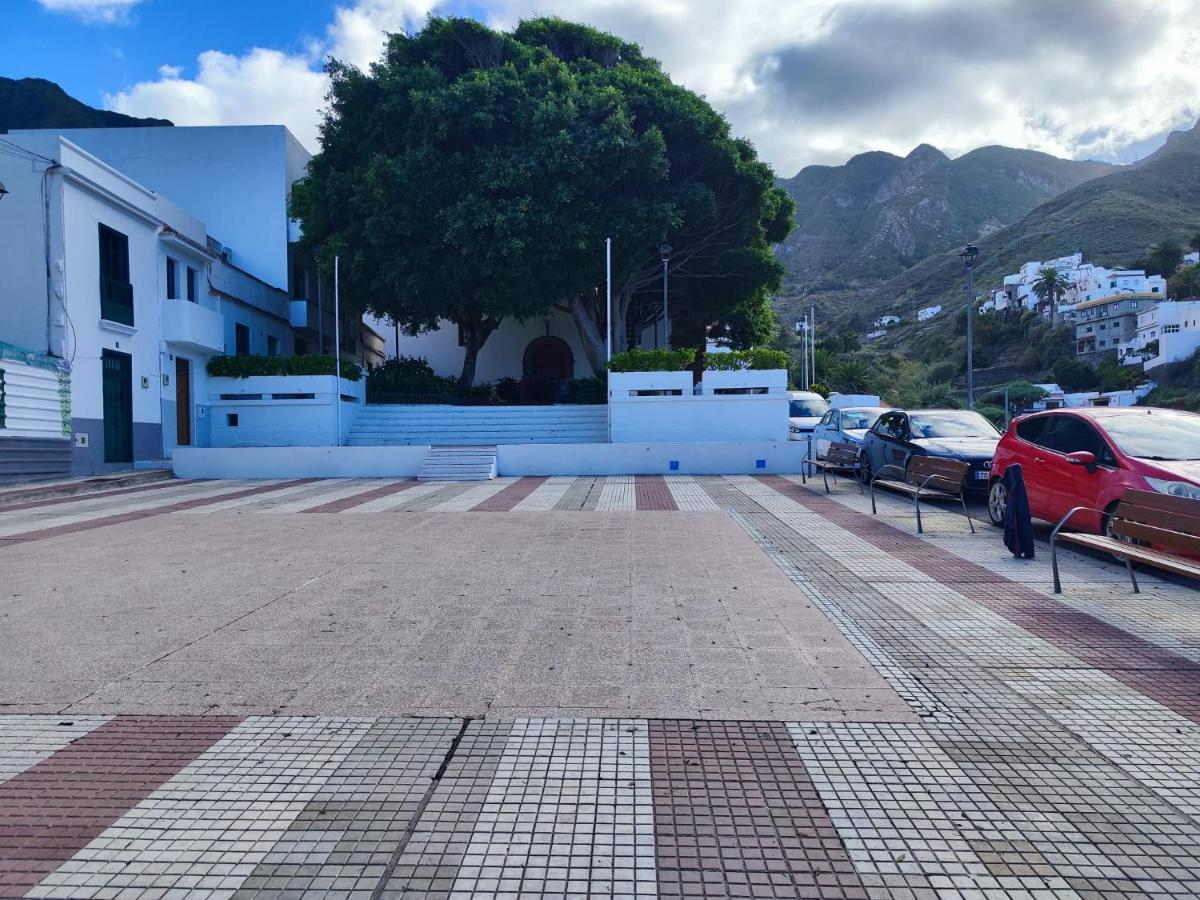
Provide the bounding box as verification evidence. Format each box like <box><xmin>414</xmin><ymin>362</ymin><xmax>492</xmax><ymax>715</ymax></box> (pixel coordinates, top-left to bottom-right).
<box><xmin>417</xmin><ymin>446</ymin><xmax>498</xmax><ymax>482</ymax></box>
<box><xmin>348</xmin><ymin>404</ymin><xmax>608</xmax><ymax>447</ymax></box>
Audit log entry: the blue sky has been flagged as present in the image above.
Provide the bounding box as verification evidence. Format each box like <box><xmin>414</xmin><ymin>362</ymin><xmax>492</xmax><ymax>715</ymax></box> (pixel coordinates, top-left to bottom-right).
<box><xmin>6</xmin><ymin>0</ymin><xmax>1200</xmax><ymax>173</ymax></box>
<box><xmin>7</xmin><ymin>1</ymin><xmax>348</xmax><ymax>109</ymax></box>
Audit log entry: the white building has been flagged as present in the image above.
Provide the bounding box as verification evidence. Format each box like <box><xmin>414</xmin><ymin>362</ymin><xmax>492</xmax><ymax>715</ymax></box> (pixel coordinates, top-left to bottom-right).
<box><xmin>990</xmin><ymin>252</ymin><xmax>1166</xmax><ymax>319</ymax></box>
<box><xmin>917</xmin><ymin>305</ymin><xmax>942</xmax><ymax>322</ymax></box>
<box><xmin>873</xmin><ymin>315</ymin><xmax>900</xmax><ymax>328</ymax></box>
<box><xmin>0</xmin><ymin>128</ymin><xmax>381</xmax><ymax>478</ymax></box>
<box><xmin>1134</xmin><ymin>300</ymin><xmax>1200</xmax><ymax>370</ymax></box>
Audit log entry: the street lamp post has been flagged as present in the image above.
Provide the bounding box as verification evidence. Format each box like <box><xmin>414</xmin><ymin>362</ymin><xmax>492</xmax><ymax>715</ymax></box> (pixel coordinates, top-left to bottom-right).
<box><xmin>960</xmin><ymin>245</ymin><xmax>980</xmax><ymax>410</ymax></box>
<box><xmin>659</xmin><ymin>242</ymin><xmax>672</xmax><ymax>348</ymax></box>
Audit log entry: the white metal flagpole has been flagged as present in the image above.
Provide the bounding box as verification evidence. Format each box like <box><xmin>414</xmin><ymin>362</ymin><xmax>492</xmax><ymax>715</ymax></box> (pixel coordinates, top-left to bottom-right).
<box><xmin>605</xmin><ymin>238</ymin><xmax>613</xmax><ymax>441</ymax></box>
<box><xmin>334</xmin><ymin>255</ymin><xmax>342</xmax><ymax>447</ymax></box>
<box><xmin>605</xmin><ymin>238</ymin><xmax>613</xmax><ymax>363</ymax></box>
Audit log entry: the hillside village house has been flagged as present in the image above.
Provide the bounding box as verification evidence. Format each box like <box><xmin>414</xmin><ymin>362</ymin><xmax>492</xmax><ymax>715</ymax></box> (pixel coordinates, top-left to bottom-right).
<box><xmin>986</xmin><ymin>253</ymin><xmax>1166</xmax><ymax>317</ymax></box>
<box><xmin>1132</xmin><ymin>300</ymin><xmax>1200</xmax><ymax>370</ymax></box>
<box><xmin>0</xmin><ymin>126</ymin><xmax>382</xmax><ymax>480</ymax></box>
<box><xmin>1074</xmin><ymin>294</ymin><xmax>1151</xmax><ymax>357</ymax></box>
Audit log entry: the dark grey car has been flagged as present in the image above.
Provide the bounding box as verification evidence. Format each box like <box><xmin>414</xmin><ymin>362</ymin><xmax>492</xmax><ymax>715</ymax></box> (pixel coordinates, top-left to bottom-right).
<box><xmin>859</xmin><ymin>409</ymin><xmax>1001</xmax><ymax>492</ymax></box>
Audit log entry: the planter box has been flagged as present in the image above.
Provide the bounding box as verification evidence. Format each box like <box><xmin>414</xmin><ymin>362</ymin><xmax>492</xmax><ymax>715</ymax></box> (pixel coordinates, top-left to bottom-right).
<box><xmin>206</xmin><ymin>374</ymin><xmax>363</xmax><ymax>447</ymax></box>
<box><xmin>608</xmin><ymin>370</ymin><xmax>694</xmax><ymax>398</ymax></box>
<box><xmin>701</xmin><ymin>368</ymin><xmax>787</xmax><ymax>394</ymax></box>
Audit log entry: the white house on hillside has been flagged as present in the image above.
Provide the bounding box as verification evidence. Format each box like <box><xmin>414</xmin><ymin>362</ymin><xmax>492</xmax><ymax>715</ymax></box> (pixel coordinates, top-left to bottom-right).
<box><xmin>917</xmin><ymin>305</ymin><xmax>942</xmax><ymax>322</ymax></box>
<box><xmin>1134</xmin><ymin>300</ymin><xmax>1200</xmax><ymax>370</ymax></box>
<box><xmin>989</xmin><ymin>252</ymin><xmax>1166</xmax><ymax>319</ymax></box>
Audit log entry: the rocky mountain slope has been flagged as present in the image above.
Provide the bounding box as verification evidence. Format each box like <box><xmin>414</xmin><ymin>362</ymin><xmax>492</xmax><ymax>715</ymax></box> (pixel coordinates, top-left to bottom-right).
<box><xmin>776</xmin><ymin>144</ymin><xmax>1116</xmax><ymax>290</ymax></box>
<box><xmin>0</xmin><ymin>77</ymin><xmax>171</xmax><ymax>132</ymax></box>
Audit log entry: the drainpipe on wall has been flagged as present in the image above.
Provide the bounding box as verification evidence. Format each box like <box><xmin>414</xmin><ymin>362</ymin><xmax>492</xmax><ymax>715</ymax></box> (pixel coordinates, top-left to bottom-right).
<box><xmin>43</xmin><ymin>163</ymin><xmax>69</xmax><ymax>361</ymax></box>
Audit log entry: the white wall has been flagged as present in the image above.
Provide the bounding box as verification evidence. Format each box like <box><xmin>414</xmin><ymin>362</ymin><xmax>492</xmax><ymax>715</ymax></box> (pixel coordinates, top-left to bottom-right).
<box><xmin>14</xmin><ymin>126</ymin><xmax>307</xmax><ymax>291</ymax></box>
<box><xmin>174</xmin><ymin>444</ymin><xmax>428</xmax><ymax>479</ymax></box>
<box><xmin>372</xmin><ymin>309</ymin><xmax>600</xmax><ymax>381</ymax></box>
<box><xmin>0</xmin><ymin>154</ymin><xmax>53</xmax><ymax>354</ymax></box>
<box><xmin>206</xmin><ymin>375</ymin><xmax>364</xmax><ymax>447</ymax></box>
<box><xmin>498</xmin><ymin>441</ymin><xmax>805</xmax><ymax>476</ymax></box>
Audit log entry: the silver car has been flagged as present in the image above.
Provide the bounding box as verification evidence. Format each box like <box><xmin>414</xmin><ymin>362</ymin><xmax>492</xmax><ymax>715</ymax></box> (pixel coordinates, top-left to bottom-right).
<box><xmin>810</xmin><ymin>406</ymin><xmax>891</xmax><ymax>459</ymax></box>
<box><xmin>787</xmin><ymin>391</ymin><xmax>831</xmax><ymax>441</ymax></box>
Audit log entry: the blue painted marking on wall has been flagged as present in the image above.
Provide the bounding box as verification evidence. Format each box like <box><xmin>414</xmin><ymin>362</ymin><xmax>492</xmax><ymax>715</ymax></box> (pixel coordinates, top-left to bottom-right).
<box><xmin>669</xmin><ymin>460</ymin><xmax>680</xmax><ymax>471</ymax></box>
<box><xmin>756</xmin><ymin>459</ymin><xmax>766</xmax><ymax>469</ymax></box>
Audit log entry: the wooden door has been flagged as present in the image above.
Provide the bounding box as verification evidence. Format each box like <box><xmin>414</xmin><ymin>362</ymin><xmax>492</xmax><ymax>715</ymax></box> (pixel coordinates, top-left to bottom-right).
<box><xmin>102</xmin><ymin>350</ymin><xmax>133</xmax><ymax>463</ymax></box>
<box><xmin>175</xmin><ymin>357</ymin><xmax>191</xmax><ymax>446</ymax></box>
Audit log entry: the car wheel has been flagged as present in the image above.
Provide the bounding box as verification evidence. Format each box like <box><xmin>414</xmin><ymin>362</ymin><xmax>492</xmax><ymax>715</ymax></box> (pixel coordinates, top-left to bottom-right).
<box><xmin>987</xmin><ymin>479</ymin><xmax>1007</xmax><ymax>528</ymax></box>
<box><xmin>859</xmin><ymin>452</ymin><xmax>872</xmax><ymax>484</ymax></box>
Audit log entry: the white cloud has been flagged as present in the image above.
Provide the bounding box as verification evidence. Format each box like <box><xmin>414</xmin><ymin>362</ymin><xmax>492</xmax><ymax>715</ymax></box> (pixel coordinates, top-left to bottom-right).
<box><xmin>106</xmin><ymin>0</ymin><xmax>1200</xmax><ymax>171</ymax></box>
<box><xmin>38</xmin><ymin>0</ymin><xmax>143</xmax><ymax>25</ymax></box>
<box><xmin>106</xmin><ymin>48</ymin><xmax>329</xmax><ymax>149</ymax></box>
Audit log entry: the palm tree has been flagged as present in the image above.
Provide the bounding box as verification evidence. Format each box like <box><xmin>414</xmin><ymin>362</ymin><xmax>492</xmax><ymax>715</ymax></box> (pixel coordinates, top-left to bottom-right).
<box><xmin>1169</xmin><ymin>264</ymin><xmax>1200</xmax><ymax>299</ymax></box>
<box><xmin>1031</xmin><ymin>267</ymin><xmax>1072</xmax><ymax>329</ymax></box>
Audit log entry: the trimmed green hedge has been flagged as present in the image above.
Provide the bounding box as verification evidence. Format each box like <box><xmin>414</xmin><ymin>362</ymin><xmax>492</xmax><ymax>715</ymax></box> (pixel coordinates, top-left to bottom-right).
<box><xmin>607</xmin><ymin>348</ymin><xmax>696</xmax><ymax>373</ymax></box>
<box><xmin>607</xmin><ymin>347</ymin><xmax>788</xmax><ymax>373</ymax></box>
<box><xmin>703</xmin><ymin>348</ymin><xmax>790</xmax><ymax>371</ymax></box>
<box><xmin>207</xmin><ymin>354</ymin><xmax>362</xmax><ymax>381</ymax></box>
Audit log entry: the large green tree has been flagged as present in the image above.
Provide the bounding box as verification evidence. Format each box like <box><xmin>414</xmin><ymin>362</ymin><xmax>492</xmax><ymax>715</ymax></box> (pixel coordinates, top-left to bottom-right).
<box><xmin>292</xmin><ymin>16</ymin><xmax>793</xmax><ymax>383</ymax></box>
<box><xmin>1030</xmin><ymin>266</ymin><xmax>1071</xmax><ymax>329</ymax></box>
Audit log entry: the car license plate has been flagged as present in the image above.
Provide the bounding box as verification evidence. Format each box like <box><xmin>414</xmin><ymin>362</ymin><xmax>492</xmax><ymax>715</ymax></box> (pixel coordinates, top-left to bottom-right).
<box><xmin>974</xmin><ymin>470</ymin><xmax>989</xmax><ymax>480</ymax></box>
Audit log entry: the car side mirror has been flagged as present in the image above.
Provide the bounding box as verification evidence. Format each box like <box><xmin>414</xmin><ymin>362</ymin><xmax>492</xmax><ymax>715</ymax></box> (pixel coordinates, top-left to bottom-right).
<box><xmin>1065</xmin><ymin>450</ymin><xmax>1097</xmax><ymax>473</ymax></box>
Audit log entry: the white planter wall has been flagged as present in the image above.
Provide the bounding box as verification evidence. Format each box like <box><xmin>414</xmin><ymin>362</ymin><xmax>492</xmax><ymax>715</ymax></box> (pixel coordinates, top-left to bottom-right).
<box><xmin>206</xmin><ymin>374</ymin><xmax>365</xmax><ymax>447</ymax></box>
<box><xmin>609</xmin><ymin>369</ymin><xmax>788</xmax><ymax>443</ymax></box>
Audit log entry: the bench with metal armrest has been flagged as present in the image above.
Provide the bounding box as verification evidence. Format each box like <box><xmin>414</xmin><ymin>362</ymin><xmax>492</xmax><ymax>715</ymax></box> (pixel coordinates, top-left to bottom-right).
<box><xmin>1050</xmin><ymin>489</ymin><xmax>1200</xmax><ymax>593</ymax></box>
<box><xmin>810</xmin><ymin>441</ymin><xmax>863</xmax><ymax>494</ymax></box>
<box><xmin>870</xmin><ymin>455</ymin><xmax>975</xmax><ymax>535</ymax></box>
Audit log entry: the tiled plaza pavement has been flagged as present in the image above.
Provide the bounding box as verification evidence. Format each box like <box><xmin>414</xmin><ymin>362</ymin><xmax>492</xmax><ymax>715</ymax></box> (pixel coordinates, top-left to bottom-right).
<box><xmin>0</xmin><ymin>475</ymin><xmax>1198</xmax><ymax>897</ymax></box>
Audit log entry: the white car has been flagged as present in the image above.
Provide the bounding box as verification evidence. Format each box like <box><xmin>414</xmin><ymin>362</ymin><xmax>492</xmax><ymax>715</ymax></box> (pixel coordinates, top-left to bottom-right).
<box><xmin>810</xmin><ymin>406</ymin><xmax>892</xmax><ymax>459</ymax></box>
<box><xmin>787</xmin><ymin>391</ymin><xmax>831</xmax><ymax>441</ymax></box>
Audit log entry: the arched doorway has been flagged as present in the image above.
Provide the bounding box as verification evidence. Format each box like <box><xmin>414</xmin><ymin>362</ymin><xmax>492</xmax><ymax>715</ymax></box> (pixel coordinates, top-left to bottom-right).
<box><xmin>521</xmin><ymin>336</ymin><xmax>573</xmax><ymax>403</ymax></box>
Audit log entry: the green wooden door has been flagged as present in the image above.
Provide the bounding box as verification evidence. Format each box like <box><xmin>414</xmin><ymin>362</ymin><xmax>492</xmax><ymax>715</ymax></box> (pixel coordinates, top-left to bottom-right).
<box><xmin>102</xmin><ymin>350</ymin><xmax>133</xmax><ymax>464</ymax></box>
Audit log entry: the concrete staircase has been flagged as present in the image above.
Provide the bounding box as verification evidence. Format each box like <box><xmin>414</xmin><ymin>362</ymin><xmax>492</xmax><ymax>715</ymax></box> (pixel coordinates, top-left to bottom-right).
<box><xmin>417</xmin><ymin>446</ymin><xmax>497</xmax><ymax>482</ymax></box>
<box><xmin>346</xmin><ymin>405</ymin><xmax>608</xmax><ymax>446</ymax></box>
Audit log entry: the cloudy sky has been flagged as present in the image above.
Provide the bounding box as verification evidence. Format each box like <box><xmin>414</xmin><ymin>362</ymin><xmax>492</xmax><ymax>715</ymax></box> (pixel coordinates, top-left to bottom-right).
<box><xmin>8</xmin><ymin>0</ymin><xmax>1200</xmax><ymax>175</ymax></box>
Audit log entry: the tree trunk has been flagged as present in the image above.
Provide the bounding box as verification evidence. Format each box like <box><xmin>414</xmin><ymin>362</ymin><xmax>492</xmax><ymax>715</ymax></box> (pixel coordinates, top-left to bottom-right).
<box><xmin>569</xmin><ymin>294</ymin><xmax>608</xmax><ymax>378</ymax></box>
<box><xmin>1049</xmin><ymin>291</ymin><xmax>1057</xmax><ymax>330</ymax></box>
<box><xmin>456</xmin><ymin>317</ymin><xmax>500</xmax><ymax>388</ymax></box>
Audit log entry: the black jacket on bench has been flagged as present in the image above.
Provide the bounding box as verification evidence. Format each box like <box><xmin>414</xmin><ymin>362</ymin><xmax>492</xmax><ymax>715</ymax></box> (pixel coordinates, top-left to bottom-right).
<box><xmin>1003</xmin><ymin>464</ymin><xmax>1035</xmax><ymax>559</ymax></box>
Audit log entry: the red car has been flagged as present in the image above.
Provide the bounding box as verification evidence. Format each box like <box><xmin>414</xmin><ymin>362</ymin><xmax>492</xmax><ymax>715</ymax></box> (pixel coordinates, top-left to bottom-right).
<box><xmin>988</xmin><ymin>407</ymin><xmax>1200</xmax><ymax>535</ymax></box>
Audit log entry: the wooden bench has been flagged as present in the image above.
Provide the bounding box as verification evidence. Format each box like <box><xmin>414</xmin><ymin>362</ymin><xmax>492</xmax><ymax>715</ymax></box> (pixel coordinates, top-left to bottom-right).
<box><xmin>870</xmin><ymin>455</ymin><xmax>975</xmax><ymax>535</ymax></box>
<box><xmin>1051</xmin><ymin>489</ymin><xmax>1200</xmax><ymax>593</ymax></box>
<box><xmin>811</xmin><ymin>442</ymin><xmax>863</xmax><ymax>494</ymax></box>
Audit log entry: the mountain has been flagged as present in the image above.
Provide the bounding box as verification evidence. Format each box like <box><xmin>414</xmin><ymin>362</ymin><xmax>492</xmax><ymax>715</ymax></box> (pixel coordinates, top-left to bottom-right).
<box><xmin>0</xmin><ymin>77</ymin><xmax>171</xmax><ymax>132</ymax></box>
<box><xmin>776</xmin><ymin>143</ymin><xmax>1117</xmax><ymax>288</ymax></box>
<box><xmin>854</xmin><ymin>119</ymin><xmax>1200</xmax><ymax>338</ymax></box>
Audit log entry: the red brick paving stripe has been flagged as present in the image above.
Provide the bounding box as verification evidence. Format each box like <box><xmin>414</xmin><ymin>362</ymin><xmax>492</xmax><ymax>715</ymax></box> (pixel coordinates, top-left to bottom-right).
<box><xmin>301</xmin><ymin>480</ymin><xmax>418</xmax><ymax>513</ymax></box>
<box><xmin>0</xmin><ymin>478</ymin><xmax>200</xmax><ymax>513</ymax></box>
<box><xmin>0</xmin><ymin>715</ymin><xmax>240</xmax><ymax>896</ymax></box>
<box><xmin>0</xmin><ymin>479</ymin><xmax>321</xmax><ymax>547</ymax></box>
<box><xmin>635</xmin><ymin>475</ymin><xmax>678</xmax><ymax>511</ymax></box>
<box><xmin>648</xmin><ymin>719</ymin><xmax>868</xmax><ymax>899</ymax></box>
<box><xmin>471</xmin><ymin>476</ymin><xmax>548</xmax><ymax>511</ymax></box>
<box><xmin>758</xmin><ymin>475</ymin><xmax>1200</xmax><ymax>723</ymax></box>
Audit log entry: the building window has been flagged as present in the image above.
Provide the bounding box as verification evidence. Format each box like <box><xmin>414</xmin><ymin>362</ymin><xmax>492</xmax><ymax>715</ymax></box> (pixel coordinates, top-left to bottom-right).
<box><xmin>267</xmin><ymin>335</ymin><xmax>279</xmax><ymax>356</ymax></box>
<box><xmin>295</xmin><ymin>337</ymin><xmax>308</xmax><ymax>356</ymax></box>
<box><xmin>98</xmin><ymin>224</ymin><xmax>133</xmax><ymax>325</ymax></box>
<box><xmin>186</xmin><ymin>267</ymin><xmax>197</xmax><ymax>302</ymax></box>
<box><xmin>235</xmin><ymin>323</ymin><xmax>250</xmax><ymax>357</ymax></box>
<box><xmin>1165</xmin><ymin>324</ymin><xmax>1181</xmax><ymax>334</ymax></box>
<box><xmin>166</xmin><ymin>258</ymin><xmax>180</xmax><ymax>300</ymax></box>
<box><xmin>291</xmin><ymin>264</ymin><xmax>307</xmax><ymax>300</ymax></box>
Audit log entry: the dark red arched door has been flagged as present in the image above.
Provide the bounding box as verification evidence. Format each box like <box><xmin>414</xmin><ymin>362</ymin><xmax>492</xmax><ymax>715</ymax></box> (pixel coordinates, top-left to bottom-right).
<box><xmin>523</xmin><ymin>336</ymin><xmax>574</xmax><ymax>381</ymax></box>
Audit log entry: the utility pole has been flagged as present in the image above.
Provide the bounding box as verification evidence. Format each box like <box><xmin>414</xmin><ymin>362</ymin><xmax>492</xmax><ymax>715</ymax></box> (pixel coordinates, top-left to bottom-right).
<box><xmin>960</xmin><ymin>245</ymin><xmax>980</xmax><ymax>409</ymax></box>
<box><xmin>333</xmin><ymin>256</ymin><xmax>342</xmax><ymax>447</ymax></box>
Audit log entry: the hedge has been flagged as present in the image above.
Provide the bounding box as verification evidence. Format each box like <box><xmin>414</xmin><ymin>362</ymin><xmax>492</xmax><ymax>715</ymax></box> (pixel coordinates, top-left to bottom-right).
<box><xmin>607</xmin><ymin>346</ymin><xmax>787</xmax><ymax>372</ymax></box>
<box><xmin>207</xmin><ymin>354</ymin><xmax>362</xmax><ymax>381</ymax></box>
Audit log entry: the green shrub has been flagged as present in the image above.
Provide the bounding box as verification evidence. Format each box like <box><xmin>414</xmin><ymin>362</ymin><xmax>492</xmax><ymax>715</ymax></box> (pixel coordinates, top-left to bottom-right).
<box><xmin>810</xmin><ymin>381</ymin><xmax>830</xmax><ymax>398</ymax></box>
<box><xmin>495</xmin><ymin>377</ymin><xmax>521</xmax><ymax>405</ymax></box>
<box><xmin>703</xmin><ymin>347</ymin><xmax>790</xmax><ymax>371</ymax></box>
<box><xmin>207</xmin><ymin>354</ymin><xmax>362</xmax><ymax>381</ymax></box>
<box><xmin>607</xmin><ymin>348</ymin><xmax>695</xmax><ymax>372</ymax></box>
<box><xmin>569</xmin><ymin>377</ymin><xmax>607</xmax><ymax>404</ymax></box>
<box><xmin>976</xmin><ymin>403</ymin><xmax>1006</xmax><ymax>426</ymax></box>
<box><xmin>926</xmin><ymin>360</ymin><xmax>958</xmax><ymax>384</ymax></box>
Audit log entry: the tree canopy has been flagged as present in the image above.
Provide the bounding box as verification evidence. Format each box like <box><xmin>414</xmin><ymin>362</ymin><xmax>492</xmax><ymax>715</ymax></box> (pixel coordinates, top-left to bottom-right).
<box><xmin>292</xmin><ymin>16</ymin><xmax>794</xmax><ymax>382</ymax></box>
